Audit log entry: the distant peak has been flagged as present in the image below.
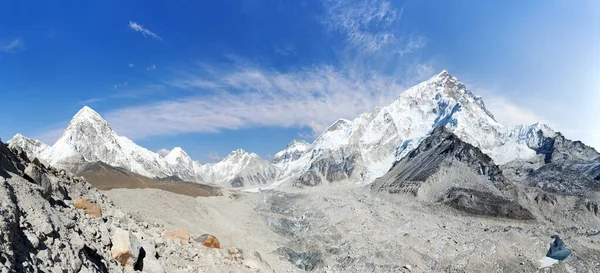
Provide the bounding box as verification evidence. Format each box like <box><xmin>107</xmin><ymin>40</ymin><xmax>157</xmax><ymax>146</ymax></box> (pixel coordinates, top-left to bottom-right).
<box><xmin>437</xmin><ymin>69</ymin><xmax>450</xmax><ymax>77</ymax></box>
<box><xmin>168</xmin><ymin>147</ymin><xmax>187</xmax><ymax>156</ymax></box>
<box><xmin>288</xmin><ymin>139</ymin><xmax>310</xmax><ymax>148</ymax></box>
<box><xmin>75</xmin><ymin>106</ymin><xmax>101</xmax><ymax>117</ymax></box>
<box><xmin>68</xmin><ymin>106</ymin><xmax>108</xmax><ymax>125</ymax></box>
<box><xmin>165</xmin><ymin>147</ymin><xmax>191</xmax><ymax>162</ymax></box>
<box><xmin>327</xmin><ymin>119</ymin><xmax>351</xmax><ymax>132</ymax></box>
<box><xmin>429</xmin><ymin>69</ymin><xmax>455</xmax><ymax>84</ymax></box>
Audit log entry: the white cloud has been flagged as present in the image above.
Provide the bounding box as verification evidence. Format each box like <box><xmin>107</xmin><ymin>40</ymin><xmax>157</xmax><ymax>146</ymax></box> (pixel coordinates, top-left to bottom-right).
<box><xmin>129</xmin><ymin>63</ymin><xmax>135</xmax><ymax>67</ymax></box>
<box><xmin>104</xmin><ymin>61</ymin><xmax>434</xmax><ymax>139</ymax></box>
<box><xmin>322</xmin><ymin>0</ymin><xmax>403</xmax><ymax>52</ymax></box>
<box><xmin>398</xmin><ymin>36</ymin><xmax>426</xmax><ymax>56</ymax></box>
<box><xmin>157</xmin><ymin>148</ymin><xmax>171</xmax><ymax>157</ymax></box>
<box><xmin>484</xmin><ymin>95</ymin><xmax>552</xmax><ymax>127</ymax></box>
<box><xmin>79</xmin><ymin>98</ymin><xmax>103</xmax><ymax>105</ymax></box>
<box><xmin>147</xmin><ymin>64</ymin><xmax>157</xmax><ymax>71</ymax></box>
<box><xmin>128</xmin><ymin>21</ymin><xmax>162</xmax><ymax>40</ymax></box>
<box><xmin>0</xmin><ymin>38</ymin><xmax>25</xmax><ymax>53</ymax></box>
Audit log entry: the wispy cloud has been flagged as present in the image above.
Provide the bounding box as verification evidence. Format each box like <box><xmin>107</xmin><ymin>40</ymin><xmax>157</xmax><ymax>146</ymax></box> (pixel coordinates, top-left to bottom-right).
<box><xmin>157</xmin><ymin>148</ymin><xmax>171</xmax><ymax>157</ymax></box>
<box><xmin>484</xmin><ymin>95</ymin><xmax>554</xmax><ymax>127</ymax></box>
<box><xmin>274</xmin><ymin>43</ymin><xmax>296</xmax><ymax>56</ymax></box>
<box><xmin>322</xmin><ymin>0</ymin><xmax>403</xmax><ymax>52</ymax></box>
<box><xmin>0</xmin><ymin>38</ymin><xmax>25</xmax><ymax>53</ymax></box>
<box><xmin>129</xmin><ymin>63</ymin><xmax>135</xmax><ymax>67</ymax></box>
<box><xmin>79</xmin><ymin>98</ymin><xmax>104</xmax><ymax>105</ymax></box>
<box><xmin>113</xmin><ymin>82</ymin><xmax>129</xmax><ymax>89</ymax></box>
<box><xmin>398</xmin><ymin>35</ymin><xmax>426</xmax><ymax>56</ymax></box>
<box><xmin>146</xmin><ymin>64</ymin><xmax>157</xmax><ymax>71</ymax></box>
<box><xmin>104</xmin><ymin>59</ymin><xmax>434</xmax><ymax>139</ymax></box>
<box><xmin>128</xmin><ymin>21</ymin><xmax>162</xmax><ymax>40</ymax></box>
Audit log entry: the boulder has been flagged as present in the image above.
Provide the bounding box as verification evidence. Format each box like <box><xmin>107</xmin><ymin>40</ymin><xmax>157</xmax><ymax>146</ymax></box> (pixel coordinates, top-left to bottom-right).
<box><xmin>140</xmin><ymin>256</ymin><xmax>166</xmax><ymax>273</ymax></box>
<box><xmin>195</xmin><ymin>234</ymin><xmax>220</xmax><ymax>248</ymax></box>
<box><xmin>73</xmin><ymin>199</ymin><xmax>102</xmax><ymax>218</ymax></box>
<box><xmin>24</xmin><ymin>164</ymin><xmax>52</xmax><ymax>199</ymax></box>
<box><xmin>164</xmin><ymin>228</ymin><xmax>190</xmax><ymax>245</ymax></box>
<box><xmin>111</xmin><ymin>228</ymin><xmax>141</xmax><ymax>267</ymax></box>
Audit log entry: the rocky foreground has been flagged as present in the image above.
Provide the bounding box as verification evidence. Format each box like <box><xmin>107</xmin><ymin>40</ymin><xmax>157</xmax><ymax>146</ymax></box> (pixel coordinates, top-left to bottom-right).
<box><xmin>0</xmin><ymin>140</ymin><xmax>275</xmax><ymax>273</ymax></box>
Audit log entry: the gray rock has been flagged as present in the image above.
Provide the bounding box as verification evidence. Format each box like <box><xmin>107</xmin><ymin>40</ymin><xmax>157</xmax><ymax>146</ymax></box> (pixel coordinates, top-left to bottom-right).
<box><xmin>24</xmin><ymin>164</ymin><xmax>52</xmax><ymax>199</ymax></box>
<box><xmin>111</xmin><ymin>228</ymin><xmax>141</xmax><ymax>268</ymax></box>
<box><xmin>23</xmin><ymin>230</ymin><xmax>39</xmax><ymax>249</ymax></box>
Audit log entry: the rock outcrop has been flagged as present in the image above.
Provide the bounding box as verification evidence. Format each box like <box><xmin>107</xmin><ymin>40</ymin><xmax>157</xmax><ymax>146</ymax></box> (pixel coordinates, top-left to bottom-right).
<box><xmin>372</xmin><ymin>126</ymin><xmax>533</xmax><ymax>219</ymax></box>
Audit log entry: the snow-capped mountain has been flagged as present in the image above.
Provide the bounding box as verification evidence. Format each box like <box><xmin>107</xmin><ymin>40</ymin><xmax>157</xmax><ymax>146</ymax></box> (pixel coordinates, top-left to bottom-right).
<box><xmin>275</xmin><ymin>70</ymin><xmax>557</xmax><ymax>186</ymax></box>
<box><xmin>7</xmin><ymin>134</ymin><xmax>51</xmax><ymax>162</ymax></box>
<box><xmin>272</xmin><ymin>139</ymin><xmax>311</xmax><ymax>165</ymax></box>
<box><xmin>8</xmin><ymin>106</ymin><xmax>280</xmax><ymax>187</ymax></box>
<box><xmin>33</xmin><ymin>106</ymin><xmax>170</xmax><ymax>178</ymax></box>
<box><xmin>164</xmin><ymin>147</ymin><xmax>200</xmax><ymax>182</ymax></box>
<box><xmin>200</xmin><ymin>149</ymin><xmax>280</xmax><ymax>187</ymax></box>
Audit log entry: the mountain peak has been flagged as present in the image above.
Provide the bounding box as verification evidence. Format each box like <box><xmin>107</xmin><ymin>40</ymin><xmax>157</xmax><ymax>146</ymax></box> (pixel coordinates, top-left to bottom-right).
<box><xmin>165</xmin><ymin>147</ymin><xmax>192</xmax><ymax>165</ymax></box>
<box><xmin>68</xmin><ymin>106</ymin><xmax>109</xmax><ymax>128</ymax></box>
<box><xmin>166</xmin><ymin>147</ymin><xmax>189</xmax><ymax>158</ymax></box>
<box><xmin>228</xmin><ymin>149</ymin><xmax>249</xmax><ymax>157</ymax></box>
<box><xmin>287</xmin><ymin>139</ymin><xmax>310</xmax><ymax>148</ymax></box>
<box><xmin>73</xmin><ymin>106</ymin><xmax>102</xmax><ymax>119</ymax></box>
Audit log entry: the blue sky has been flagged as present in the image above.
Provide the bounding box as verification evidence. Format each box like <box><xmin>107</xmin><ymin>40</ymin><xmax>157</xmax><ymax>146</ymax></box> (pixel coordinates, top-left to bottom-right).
<box><xmin>1</xmin><ymin>0</ymin><xmax>598</xmax><ymax>162</ymax></box>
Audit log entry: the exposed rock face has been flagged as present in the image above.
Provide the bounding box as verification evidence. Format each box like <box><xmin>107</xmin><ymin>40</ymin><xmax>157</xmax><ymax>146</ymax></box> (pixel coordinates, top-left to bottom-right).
<box><xmin>111</xmin><ymin>228</ymin><xmax>142</xmax><ymax>268</ymax></box>
<box><xmin>23</xmin><ymin>164</ymin><xmax>52</xmax><ymax>199</ymax></box>
<box><xmin>503</xmin><ymin>129</ymin><xmax>600</xmax><ymax>195</ymax></box>
<box><xmin>0</xmin><ymin>138</ymin><xmax>24</xmax><ymax>178</ymax></box>
<box><xmin>372</xmin><ymin>127</ymin><xmax>532</xmax><ymax>219</ymax></box>
<box><xmin>441</xmin><ymin>188</ymin><xmax>534</xmax><ymax>220</ymax></box>
<box><xmin>294</xmin><ymin>148</ymin><xmax>360</xmax><ymax>187</ymax></box>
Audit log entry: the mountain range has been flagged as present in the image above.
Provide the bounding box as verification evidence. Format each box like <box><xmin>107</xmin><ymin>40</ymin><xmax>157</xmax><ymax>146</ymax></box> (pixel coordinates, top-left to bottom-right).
<box><xmin>8</xmin><ymin>70</ymin><xmax>599</xmax><ymax>190</ymax></box>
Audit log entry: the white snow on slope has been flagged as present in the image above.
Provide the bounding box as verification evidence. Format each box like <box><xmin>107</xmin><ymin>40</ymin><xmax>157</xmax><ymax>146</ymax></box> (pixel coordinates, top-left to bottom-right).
<box><xmin>273</xmin><ymin>139</ymin><xmax>311</xmax><ymax>165</ymax></box>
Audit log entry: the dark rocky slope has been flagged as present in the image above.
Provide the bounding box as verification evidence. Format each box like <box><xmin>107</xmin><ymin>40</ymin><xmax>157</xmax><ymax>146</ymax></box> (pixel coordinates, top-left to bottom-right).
<box><xmin>371</xmin><ymin>127</ymin><xmax>534</xmax><ymax>220</ymax></box>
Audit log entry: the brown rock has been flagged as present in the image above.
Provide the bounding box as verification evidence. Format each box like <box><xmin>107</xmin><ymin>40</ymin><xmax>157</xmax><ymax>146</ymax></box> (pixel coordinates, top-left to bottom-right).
<box><xmin>73</xmin><ymin>198</ymin><xmax>102</xmax><ymax>218</ymax></box>
<box><xmin>195</xmin><ymin>234</ymin><xmax>220</xmax><ymax>248</ymax></box>
<box><xmin>164</xmin><ymin>228</ymin><xmax>190</xmax><ymax>244</ymax></box>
